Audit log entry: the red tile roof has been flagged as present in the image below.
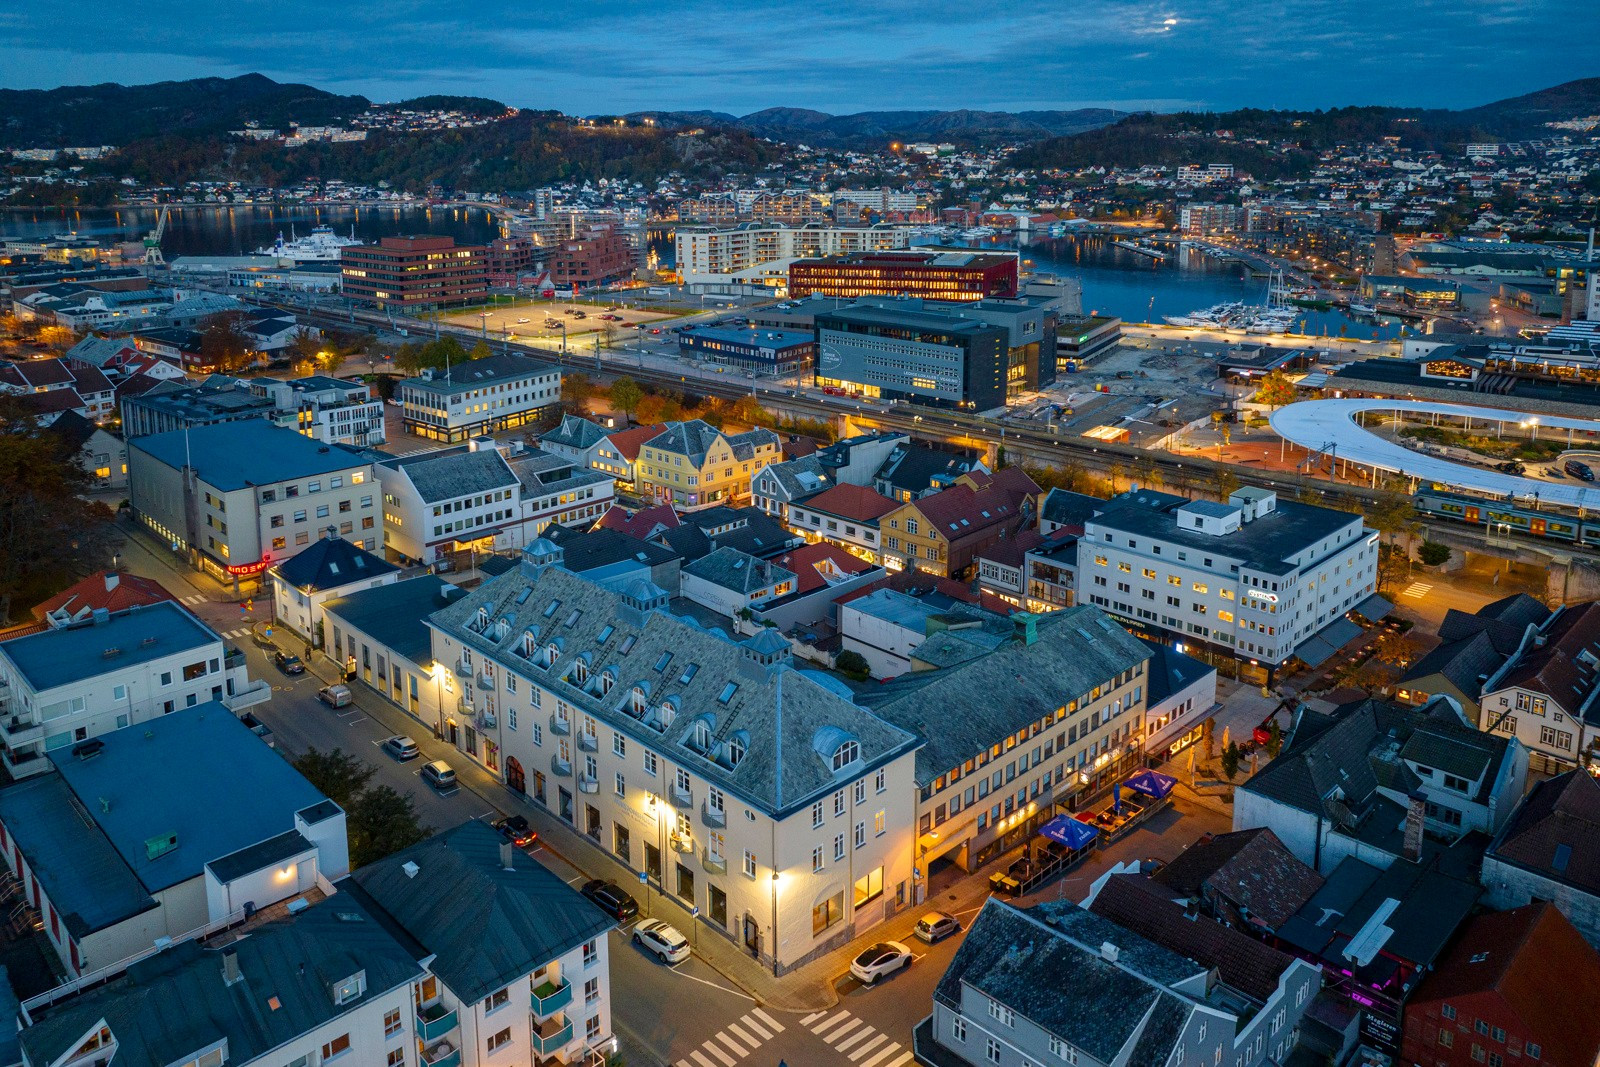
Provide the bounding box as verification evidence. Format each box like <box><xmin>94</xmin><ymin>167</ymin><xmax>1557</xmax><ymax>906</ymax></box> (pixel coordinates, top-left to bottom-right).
<box><xmin>1490</xmin><ymin>770</ymin><xmax>1600</xmax><ymax>895</ymax></box>
<box><xmin>598</xmin><ymin>504</ymin><xmax>680</xmax><ymax>539</ymax></box>
<box><xmin>799</xmin><ymin>483</ymin><xmax>899</xmax><ymax>523</ymax></box>
<box><xmin>32</xmin><ymin>571</ymin><xmax>180</xmax><ymax>622</ymax></box>
<box><xmin>774</xmin><ymin>542</ymin><xmax>876</xmax><ymax>594</ymax></box>
<box><xmin>1407</xmin><ymin>903</ymin><xmax>1600</xmax><ymax>1067</ymax></box>
<box><xmin>606</xmin><ymin>423</ymin><xmax>668</xmax><ymax>462</ymax></box>
<box><xmin>907</xmin><ymin>466</ymin><xmax>1040</xmax><ymax>537</ymax></box>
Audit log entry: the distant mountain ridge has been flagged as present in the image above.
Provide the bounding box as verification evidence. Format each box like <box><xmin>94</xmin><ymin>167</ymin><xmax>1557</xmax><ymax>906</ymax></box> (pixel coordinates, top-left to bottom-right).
<box><xmin>621</xmin><ymin>107</ymin><xmax>1130</xmax><ymax>145</ymax></box>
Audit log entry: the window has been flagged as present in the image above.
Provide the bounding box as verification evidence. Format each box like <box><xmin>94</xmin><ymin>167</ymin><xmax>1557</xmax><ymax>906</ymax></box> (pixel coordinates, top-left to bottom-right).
<box><xmin>833</xmin><ymin>833</ymin><xmax>846</xmax><ymax>861</ymax></box>
<box><xmin>853</xmin><ymin>866</ymin><xmax>884</xmax><ymax>907</ymax></box>
<box><xmin>812</xmin><ymin>846</ymin><xmax>824</xmax><ymax>872</ymax></box>
<box><xmin>987</xmin><ymin>1038</ymin><xmax>1001</xmax><ymax>1064</ymax></box>
<box><xmin>1527</xmin><ymin>1045</ymin><xmax>1541</xmax><ymax>1060</ymax></box>
<box><xmin>813</xmin><ymin>801</ymin><xmax>825</xmax><ymax>828</ymax></box>
<box><xmin>643</xmin><ymin>750</ymin><xmax>658</xmax><ymax>776</ymax></box>
<box><xmin>988</xmin><ymin>999</ymin><xmax>1014</xmax><ymax>1026</ymax></box>
<box><xmin>1442</xmin><ymin>1005</ymin><xmax>1457</xmax><ymax>1021</ymax></box>
<box><xmin>484</xmin><ymin>987</ymin><xmax>509</xmax><ymax>1013</ymax></box>
<box><xmin>854</xmin><ymin>821</ymin><xmax>866</xmax><ymax>848</ymax></box>
<box><xmin>384</xmin><ymin>1009</ymin><xmax>402</xmax><ymax>1037</ymax></box>
<box><xmin>586</xmin><ymin>1016</ymin><xmax>601</xmax><ymax>1041</ymax></box>
<box><xmin>1476</xmin><ymin>1021</ymin><xmax>1490</xmax><ymax>1037</ymax></box>
<box><xmin>333</xmin><ymin>972</ymin><xmax>366</xmax><ymax>1004</ymax></box>
<box><xmin>387</xmin><ymin>1051</ymin><xmax>404</xmax><ymax>1067</ymax></box>
<box><xmin>582</xmin><ymin>939</ymin><xmax>598</xmax><ymax>966</ymax></box>
<box><xmin>743</xmin><ymin>849</ymin><xmax>757</xmax><ymax>876</ymax></box>
<box><xmin>584</xmin><ymin>977</ymin><xmax>600</xmax><ymax>1005</ymax></box>
<box><xmin>486</xmin><ymin>1029</ymin><xmax>511</xmax><ymax>1054</ymax></box>
<box><xmin>321</xmin><ymin>1035</ymin><xmax>350</xmax><ymax>1062</ymax></box>
<box><xmin>875</xmin><ymin>768</ymin><xmax>887</xmax><ymax>793</ymax></box>
<box><xmin>832</xmin><ymin>740</ymin><xmax>859</xmax><ymax>770</ymax></box>
<box><xmin>1440</xmin><ymin>1030</ymin><xmax>1454</xmax><ymax>1049</ymax></box>
<box><xmin>952</xmin><ymin>1018</ymin><xmax>967</xmax><ymax>1042</ymax></box>
<box><xmin>1050</xmin><ymin>1037</ymin><xmax>1078</xmax><ymax>1063</ymax></box>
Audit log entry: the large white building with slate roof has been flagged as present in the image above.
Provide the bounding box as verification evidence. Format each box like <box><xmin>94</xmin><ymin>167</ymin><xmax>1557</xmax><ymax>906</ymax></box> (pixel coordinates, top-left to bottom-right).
<box><xmin>424</xmin><ymin>540</ymin><xmax>922</xmax><ymax>973</ymax></box>
<box><xmin>1079</xmin><ymin>486</ymin><xmax>1379</xmax><ymax>684</ymax></box>
<box><xmin>396</xmin><ymin>353</ymin><xmax>561</xmax><ymax>444</ymax></box>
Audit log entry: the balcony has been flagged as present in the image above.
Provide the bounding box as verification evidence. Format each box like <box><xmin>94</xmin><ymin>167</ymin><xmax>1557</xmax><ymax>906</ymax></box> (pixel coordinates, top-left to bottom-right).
<box><xmin>476</xmin><ymin>671</ymin><xmax>494</xmax><ymax>691</ymax></box>
<box><xmin>1</xmin><ymin>747</ymin><xmax>47</xmax><ymax>779</ymax></box>
<box><xmin>0</xmin><ymin>717</ymin><xmax>43</xmax><ymax>747</ymax></box>
<box><xmin>454</xmin><ymin>655</ymin><xmax>472</xmax><ymax>677</ymax></box>
<box><xmin>577</xmin><ymin>774</ymin><xmax>599</xmax><ymax>794</ymax></box>
<box><xmin>551</xmin><ymin>752</ymin><xmax>571</xmax><ymax>776</ymax></box>
<box><xmin>224</xmin><ymin>648</ymin><xmax>246</xmax><ymax>670</ymax></box>
<box><xmin>700</xmin><ymin>801</ymin><xmax>726</xmax><ymax>828</ymax></box>
<box><xmin>415</xmin><ymin>1002</ymin><xmax>460</xmax><ymax>1043</ymax></box>
<box><xmin>457</xmin><ymin>693</ymin><xmax>475</xmax><ymax>715</ymax></box>
<box><xmin>669</xmin><ymin>783</ymin><xmax>693</xmax><ymax>809</ymax></box>
<box><xmin>577</xmin><ymin>732</ymin><xmax>598</xmax><ymax>752</ymax></box>
<box><xmin>532</xmin><ymin>1015</ymin><xmax>573</xmax><ymax>1056</ymax></box>
<box><xmin>420</xmin><ymin>1040</ymin><xmax>461</xmax><ymax>1067</ymax></box>
<box><xmin>669</xmin><ymin>830</ymin><xmax>694</xmax><ymax>854</ymax></box>
<box><xmin>476</xmin><ymin>712</ymin><xmax>497</xmax><ymax>731</ymax></box>
<box><xmin>530</xmin><ymin>978</ymin><xmax>572</xmax><ymax>1018</ymax></box>
<box><xmin>549</xmin><ymin>713</ymin><xmax>571</xmax><ymax>736</ymax></box>
<box><xmin>701</xmin><ymin>849</ymin><xmax>727</xmax><ymax>875</ymax></box>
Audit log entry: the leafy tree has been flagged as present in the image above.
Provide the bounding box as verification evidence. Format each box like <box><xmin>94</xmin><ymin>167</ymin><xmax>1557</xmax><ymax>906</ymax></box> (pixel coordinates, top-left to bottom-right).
<box><xmin>290</xmin><ymin>328</ymin><xmax>323</xmax><ymax>368</ymax></box>
<box><xmin>836</xmin><ymin>650</ymin><xmax>871</xmax><ymax>681</ymax></box>
<box><xmin>0</xmin><ymin>397</ymin><xmax>116</xmax><ymax>623</ymax></box>
<box><xmin>291</xmin><ymin>748</ymin><xmax>375</xmax><ymax>808</ymax></box>
<box><xmin>1132</xmin><ymin>455</ymin><xmax>1159</xmax><ymax>489</ymax></box>
<box><xmin>610</xmin><ymin>376</ymin><xmax>644</xmax><ymax>419</ymax></box>
<box><xmin>1418</xmin><ymin>541</ymin><xmax>1452</xmax><ymax>567</ymax></box>
<box><xmin>562</xmin><ymin>373</ymin><xmax>594</xmax><ymax>416</ymax></box>
<box><xmin>1221</xmin><ymin>742</ymin><xmax>1240</xmax><ymax>782</ymax></box>
<box><xmin>1214</xmin><ymin>468</ymin><xmax>1240</xmax><ymax>499</ymax></box>
<box><xmin>468</xmin><ymin>340</ymin><xmax>494</xmax><ymax>361</ymax></box>
<box><xmin>728</xmin><ymin>394</ymin><xmax>764</xmax><ymax>428</ymax></box>
<box><xmin>198</xmin><ymin>313</ymin><xmax>257</xmax><ymax>374</ymax></box>
<box><xmin>995</xmin><ymin>445</ymin><xmax>1008</xmax><ymax>470</ymax></box>
<box><xmin>1253</xmin><ymin>371</ymin><xmax>1297</xmax><ymax>411</ymax></box>
<box><xmin>1264</xmin><ymin>719</ymin><xmax>1284</xmax><ymax>759</ymax></box>
<box><xmin>393</xmin><ymin>342</ymin><xmax>427</xmax><ymax>377</ymax></box>
<box><xmin>347</xmin><ymin>784</ymin><xmax>431</xmax><ymax>868</ymax></box>
<box><xmin>1107</xmin><ymin>462</ymin><xmax>1125</xmax><ymax>493</ymax></box>
<box><xmin>635</xmin><ymin>393</ymin><xmax>674</xmax><ymax>425</ymax></box>
<box><xmin>420</xmin><ymin>336</ymin><xmax>467</xmax><ymax>367</ymax></box>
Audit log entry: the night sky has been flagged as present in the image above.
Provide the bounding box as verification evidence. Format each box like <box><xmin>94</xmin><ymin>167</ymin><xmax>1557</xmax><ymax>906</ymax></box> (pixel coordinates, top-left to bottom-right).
<box><xmin>3</xmin><ymin>0</ymin><xmax>1591</xmax><ymax>115</ymax></box>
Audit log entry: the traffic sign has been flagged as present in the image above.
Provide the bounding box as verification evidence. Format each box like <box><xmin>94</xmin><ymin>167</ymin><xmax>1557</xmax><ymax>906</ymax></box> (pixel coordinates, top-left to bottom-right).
<box><xmin>690</xmin><ymin>906</ymin><xmax>700</xmax><ymax>918</ymax></box>
<box><xmin>638</xmin><ymin>871</ymin><xmax>647</xmax><ymax>884</ymax></box>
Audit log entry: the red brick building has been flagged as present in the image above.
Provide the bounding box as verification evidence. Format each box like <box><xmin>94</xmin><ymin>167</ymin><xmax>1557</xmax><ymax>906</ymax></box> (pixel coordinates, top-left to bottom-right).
<box><xmin>549</xmin><ymin>228</ymin><xmax>634</xmax><ymax>289</ymax></box>
<box><xmin>1402</xmin><ymin>903</ymin><xmax>1600</xmax><ymax>1067</ymax></box>
<box><xmin>484</xmin><ymin>235</ymin><xmax>538</xmax><ymax>286</ymax></box>
<box><xmin>788</xmin><ymin>250</ymin><xmax>1018</xmax><ymax>301</ymax></box>
<box><xmin>340</xmin><ymin>235</ymin><xmax>486</xmax><ymax>308</ymax></box>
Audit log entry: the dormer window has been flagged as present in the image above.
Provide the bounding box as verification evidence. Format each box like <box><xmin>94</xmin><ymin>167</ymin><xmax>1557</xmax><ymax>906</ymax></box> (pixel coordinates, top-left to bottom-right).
<box><xmin>332</xmin><ymin>970</ymin><xmax>366</xmax><ymax>1005</ymax></box>
<box><xmin>573</xmin><ymin>660</ymin><xmax>590</xmax><ymax>685</ymax></box>
<box><xmin>832</xmin><ymin>741</ymin><xmax>860</xmax><ymax>771</ymax></box>
<box><xmin>542</xmin><ymin>642</ymin><xmax>560</xmax><ymax>669</ymax></box>
<box><xmin>691</xmin><ymin>721</ymin><xmax>713</xmax><ymax>752</ymax></box>
<box><xmin>725</xmin><ymin>732</ymin><xmax>748</xmax><ymax>768</ymax></box>
<box><xmin>598</xmin><ymin>670</ymin><xmax>615</xmax><ymax>695</ymax></box>
<box><xmin>629</xmin><ymin>686</ymin><xmax>648</xmax><ymax>716</ymax></box>
<box><xmin>519</xmin><ymin>631</ymin><xmax>537</xmax><ymax>658</ymax></box>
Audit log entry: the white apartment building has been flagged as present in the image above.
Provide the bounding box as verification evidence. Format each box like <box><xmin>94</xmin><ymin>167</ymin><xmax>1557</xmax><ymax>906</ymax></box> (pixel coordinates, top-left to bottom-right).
<box><xmin>128</xmin><ymin>419</ymin><xmax>381</xmax><ymax>588</ymax></box>
<box><xmin>425</xmin><ymin>541</ymin><xmax>923</xmax><ymax>974</ymax></box>
<box><xmin>377</xmin><ymin>439</ymin><xmax>613</xmax><ymax>566</ymax></box>
<box><xmin>256</xmin><ymin>375</ymin><xmax>388</xmax><ymax>447</ymax></box>
<box><xmin>0</xmin><ymin>602</ymin><xmax>269</xmax><ymax>778</ymax></box>
<box><xmin>675</xmin><ymin>223</ymin><xmax>910</xmax><ymax>290</ymax></box>
<box><xmin>1079</xmin><ymin>487</ymin><xmax>1379</xmax><ymax>684</ymax></box>
<box><xmin>396</xmin><ymin>353</ymin><xmax>562</xmax><ymax>444</ymax></box>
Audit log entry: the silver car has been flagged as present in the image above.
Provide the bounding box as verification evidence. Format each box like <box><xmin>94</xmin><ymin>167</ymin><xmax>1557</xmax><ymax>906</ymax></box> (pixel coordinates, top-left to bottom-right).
<box><xmin>913</xmin><ymin>911</ymin><xmax>960</xmax><ymax>944</ymax></box>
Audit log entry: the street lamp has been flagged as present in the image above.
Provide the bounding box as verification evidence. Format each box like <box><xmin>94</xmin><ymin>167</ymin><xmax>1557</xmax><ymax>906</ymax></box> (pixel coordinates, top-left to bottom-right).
<box><xmin>769</xmin><ymin>870</ymin><xmax>780</xmax><ymax>978</ymax></box>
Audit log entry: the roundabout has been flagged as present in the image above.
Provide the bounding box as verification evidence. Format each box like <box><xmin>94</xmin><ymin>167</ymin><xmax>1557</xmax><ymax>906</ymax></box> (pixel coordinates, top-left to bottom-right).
<box><xmin>1267</xmin><ymin>398</ymin><xmax>1600</xmax><ymax>509</ymax></box>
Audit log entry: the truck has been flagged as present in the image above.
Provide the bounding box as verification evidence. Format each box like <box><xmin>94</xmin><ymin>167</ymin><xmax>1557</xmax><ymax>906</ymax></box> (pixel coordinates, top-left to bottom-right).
<box><xmin>646</xmin><ymin>286</ymin><xmax>671</xmax><ymax>297</ymax></box>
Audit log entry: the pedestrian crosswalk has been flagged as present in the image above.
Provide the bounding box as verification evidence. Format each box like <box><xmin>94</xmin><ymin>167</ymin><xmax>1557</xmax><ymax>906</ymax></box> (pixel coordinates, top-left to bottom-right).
<box><xmin>673</xmin><ymin>1008</ymin><xmax>786</xmax><ymax>1067</ymax></box>
<box><xmin>799</xmin><ymin>1010</ymin><xmax>914</xmax><ymax>1066</ymax></box>
<box><xmin>219</xmin><ymin>627</ymin><xmax>252</xmax><ymax>640</ymax></box>
<box><xmin>1401</xmin><ymin>582</ymin><xmax>1434</xmax><ymax>600</ymax></box>
<box><xmin>179</xmin><ymin>594</ymin><xmax>210</xmax><ymax>606</ymax></box>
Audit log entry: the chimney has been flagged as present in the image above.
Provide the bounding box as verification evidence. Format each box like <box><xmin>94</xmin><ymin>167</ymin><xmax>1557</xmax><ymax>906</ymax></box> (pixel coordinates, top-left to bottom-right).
<box><xmin>1100</xmin><ymin>941</ymin><xmax>1120</xmax><ymax>962</ymax></box>
<box><xmin>1184</xmin><ymin>898</ymin><xmax>1200</xmax><ymax>920</ymax></box>
<box><xmin>402</xmin><ymin>861</ymin><xmax>420</xmax><ymax>879</ymax></box>
<box><xmin>91</xmin><ymin>607</ymin><xmax>111</xmax><ymax>626</ymax></box>
<box><xmin>325</xmin><ymin>525</ymin><xmax>338</xmax><ymax>541</ymax></box>
<box><xmin>1403</xmin><ymin>789</ymin><xmax>1427</xmax><ymax>862</ymax></box>
<box><xmin>500</xmin><ymin>842</ymin><xmax>516</xmax><ymax>871</ymax></box>
<box><xmin>104</xmin><ymin>572</ymin><xmax>120</xmax><ymax>593</ymax></box>
<box><xmin>222</xmin><ymin>948</ymin><xmax>243</xmax><ymax>986</ymax></box>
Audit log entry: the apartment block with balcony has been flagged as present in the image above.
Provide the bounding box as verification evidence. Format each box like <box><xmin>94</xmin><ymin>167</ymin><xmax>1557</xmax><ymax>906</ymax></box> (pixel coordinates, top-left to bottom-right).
<box><xmin>424</xmin><ymin>541</ymin><xmax>923</xmax><ymax>974</ymax></box>
<box><xmin>674</xmin><ymin>223</ymin><xmax>909</xmax><ymax>291</ymax></box>
<box><xmin>0</xmin><ymin>601</ymin><xmax>268</xmax><ymax>778</ymax></box>
<box><xmin>352</xmin><ymin>820</ymin><xmax>618</xmax><ymax>1067</ymax></box>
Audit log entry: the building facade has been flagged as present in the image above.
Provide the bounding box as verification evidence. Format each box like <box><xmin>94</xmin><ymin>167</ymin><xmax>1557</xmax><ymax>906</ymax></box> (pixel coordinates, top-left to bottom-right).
<box><xmin>675</xmin><ymin>224</ymin><xmax>909</xmax><ymax>291</ymax></box>
<box><xmin>788</xmin><ymin>250</ymin><xmax>1018</xmax><ymax>301</ymax></box>
<box><xmin>341</xmin><ymin>235</ymin><xmax>487</xmax><ymax>309</ymax></box>
<box><xmin>635</xmin><ymin>420</ymin><xmax>781</xmax><ymax>510</ymax></box>
<box><xmin>395</xmin><ymin>353</ymin><xmax>562</xmax><ymax>443</ymax></box>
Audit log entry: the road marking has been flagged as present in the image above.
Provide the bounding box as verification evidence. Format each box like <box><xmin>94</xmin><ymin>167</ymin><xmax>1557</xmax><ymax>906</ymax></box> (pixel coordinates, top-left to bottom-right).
<box><xmin>344</xmin><ymin>717</ymin><xmax>367</xmax><ymax>727</ymax></box>
<box><xmin>725</xmin><ymin>1022</ymin><xmax>759</xmax><ymax>1047</ymax></box>
<box><xmin>713</xmin><ymin>1033</ymin><xmax>747</xmax><ymax>1057</ymax></box>
<box><xmin>850</xmin><ymin>1035</ymin><xmax>888</xmax><ymax>1061</ymax></box>
<box><xmin>811</xmin><ymin>1009</ymin><xmax>853</xmax><ymax>1037</ymax></box>
<box><xmin>834</xmin><ymin>1025</ymin><xmax>876</xmax><ymax>1051</ymax></box>
<box><xmin>750</xmin><ymin>1008</ymin><xmax>784</xmax><ymax>1033</ymax></box>
<box><xmin>735</xmin><ymin>1018</ymin><xmax>768</xmax><ymax>1041</ymax></box>
<box><xmin>685</xmin><ymin>1053</ymin><xmax>716</xmax><ymax>1067</ymax></box>
<box><xmin>698</xmin><ymin>1040</ymin><xmax>736</xmax><ymax>1066</ymax></box>
<box><xmin>859</xmin><ymin>1043</ymin><xmax>903</xmax><ymax>1067</ymax></box>
<box><xmin>823</xmin><ymin>1019</ymin><xmax>863</xmax><ymax>1044</ymax></box>
<box><xmin>181</xmin><ymin>594</ymin><xmax>208</xmax><ymax>605</ymax></box>
<box><xmin>880</xmin><ymin>1053</ymin><xmax>914</xmax><ymax>1067</ymax></box>
<box><xmin>1402</xmin><ymin>582</ymin><xmax>1433</xmax><ymax>599</ymax></box>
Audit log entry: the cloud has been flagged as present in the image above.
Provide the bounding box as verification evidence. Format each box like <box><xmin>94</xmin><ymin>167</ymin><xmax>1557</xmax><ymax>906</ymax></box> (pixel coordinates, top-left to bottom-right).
<box><xmin>0</xmin><ymin>0</ymin><xmax>1591</xmax><ymax>114</ymax></box>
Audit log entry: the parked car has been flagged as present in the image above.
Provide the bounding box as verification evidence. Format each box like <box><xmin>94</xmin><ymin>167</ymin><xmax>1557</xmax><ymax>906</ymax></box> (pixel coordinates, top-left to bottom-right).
<box><xmin>581</xmin><ymin>879</ymin><xmax>639</xmax><ymax>921</ymax></box>
<box><xmin>318</xmin><ymin>684</ymin><xmax>353</xmax><ymax>708</ymax></box>
<box><xmin>516</xmin><ymin>317</ymin><xmax>530</xmax><ymax>324</ymax></box>
<box><xmin>913</xmin><ymin>912</ymin><xmax>960</xmax><ymax>944</ymax></box>
<box><xmin>382</xmin><ymin>735</ymin><xmax>421</xmax><ymax>761</ymax></box>
<box><xmin>273</xmin><ymin>651</ymin><xmax>306</xmax><ymax>675</ymax></box>
<box><xmin>492</xmin><ymin>815</ymin><xmax>537</xmax><ymax>847</ymax></box>
<box><xmin>632</xmin><ymin>919</ymin><xmax>691</xmax><ymax>964</ymax></box>
<box><xmin>420</xmin><ymin>760</ymin><xmax>458</xmax><ymax>795</ymax></box>
<box><xmin>850</xmin><ymin>941</ymin><xmax>914</xmax><ymax>985</ymax></box>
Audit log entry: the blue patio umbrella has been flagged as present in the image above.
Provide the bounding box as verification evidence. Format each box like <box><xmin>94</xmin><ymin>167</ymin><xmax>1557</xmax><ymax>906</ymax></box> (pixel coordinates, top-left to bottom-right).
<box><xmin>1113</xmin><ymin>782</ymin><xmax>1122</xmax><ymax>815</ymax></box>
<box><xmin>1038</xmin><ymin>814</ymin><xmax>1099</xmax><ymax>850</ymax></box>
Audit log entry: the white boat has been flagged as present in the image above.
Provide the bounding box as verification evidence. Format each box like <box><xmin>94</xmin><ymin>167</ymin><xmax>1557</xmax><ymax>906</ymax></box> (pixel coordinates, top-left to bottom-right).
<box><xmin>1349</xmin><ymin>303</ymin><xmax>1377</xmax><ymax>315</ymax></box>
<box><xmin>257</xmin><ymin>224</ymin><xmax>362</xmax><ymax>261</ymax></box>
<box><xmin>959</xmin><ymin>226</ymin><xmax>996</xmax><ymax>240</ymax></box>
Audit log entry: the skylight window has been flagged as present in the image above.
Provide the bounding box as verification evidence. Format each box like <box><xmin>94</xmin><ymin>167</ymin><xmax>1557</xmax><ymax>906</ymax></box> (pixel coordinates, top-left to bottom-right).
<box><xmin>718</xmin><ymin>682</ymin><xmax>738</xmax><ymax>704</ymax></box>
<box><xmin>619</xmin><ymin>635</ymin><xmax>637</xmax><ymax>654</ymax></box>
<box><xmin>655</xmin><ymin>652</ymin><xmax>673</xmax><ymax>672</ymax></box>
<box><xmin>597</xmin><ymin>625</ymin><xmax>615</xmax><ymax>643</ymax></box>
<box><xmin>679</xmin><ymin>663</ymin><xmax>699</xmax><ymax>684</ymax></box>
<box><xmin>564</xmin><ymin>609</ymin><xmax>581</xmax><ymax>627</ymax></box>
<box><xmin>543</xmin><ymin>599</ymin><xmax>561</xmax><ymax>618</ymax></box>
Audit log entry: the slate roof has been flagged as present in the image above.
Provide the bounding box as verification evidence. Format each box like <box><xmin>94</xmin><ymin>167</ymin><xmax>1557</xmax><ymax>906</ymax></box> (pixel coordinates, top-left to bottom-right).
<box><xmin>1088</xmin><ymin>874</ymin><xmax>1299</xmax><ymax>1002</ymax></box>
<box><xmin>130</xmin><ymin>419</ymin><xmax>370</xmax><ymax>491</ymax></box>
<box><xmin>1407</xmin><ymin>904</ymin><xmax>1600</xmax><ymax>1067</ymax></box>
<box><xmin>542</xmin><ymin>524</ymin><xmax>680</xmax><ymax>575</ymax></box>
<box><xmin>1399</xmin><ymin>629</ymin><xmax>1509</xmax><ymax>702</ymax></box>
<box><xmin>797</xmin><ymin>483</ymin><xmax>898</xmax><ymax>523</ymax></box>
<box><xmin>350</xmin><ymin>820</ymin><xmax>614</xmax><ymax>1003</ymax></box>
<box><xmin>655</xmin><ymin>507</ymin><xmax>800</xmax><ymax>562</ymax></box>
<box><xmin>1039</xmin><ymin>488</ymin><xmax>1104</xmax><ymax>531</ymax></box>
<box><xmin>858</xmin><ymin>606</ymin><xmax>1149</xmax><ymax>784</ymax></box>
<box><xmin>936</xmin><ymin>898</ymin><xmax>1202</xmax><ymax>1065</ymax></box>
<box><xmin>902</xmin><ymin>468</ymin><xmax>1040</xmax><ymax>540</ymax></box>
<box><xmin>1489</xmin><ymin>600</ymin><xmax>1600</xmax><ymax>714</ymax></box>
<box><xmin>1436</xmin><ymin>593</ymin><xmax>1549</xmax><ymax>654</ymax></box>
<box><xmin>644</xmin><ymin>419</ymin><xmax>779</xmax><ymax>466</ymax></box>
<box><xmin>754</xmin><ymin>455</ymin><xmax>832</xmax><ymax>503</ymax></box>
<box><xmin>597</xmin><ymin>504</ymin><xmax>680</xmax><ymax>540</ymax></box>
<box><xmin>381</xmin><ymin>445</ymin><xmax>518</xmax><ymax>504</ymax></box>
<box><xmin>541</xmin><ymin>414</ymin><xmax>610</xmax><ymax>451</ymax></box>
<box><xmin>63</xmin><ymin>334</ymin><xmax>139</xmax><ymax>369</ymax></box>
<box><xmin>1088</xmin><ymin>491</ymin><xmax>1365</xmax><ymax>575</ymax></box>
<box><xmin>0</xmin><ymin>600</ymin><xmax>218</xmax><ymax>692</ymax></box>
<box><xmin>39</xmin><ymin>410</ymin><xmax>101</xmax><ymax>453</ymax></box>
<box><xmin>426</xmin><ymin>556</ymin><xmax>920</xmax><ymax>815</ymax></box>
<box><xmin>873</xmin><ymin>443</ymin><xmax>985</xmax><ymax>496</ymax></box>
<box><xmin>270</xmin><ymin>534</ymin><xmax>398</xmax><ymax>591</ymax></box>
<box><xmin>18</xmin><ymin>894</ymin><xmax>422</xmax><ymax>1067</ymax></box>
<box><xmin>683</xmin><ymin>547</ymin><xmax>796</xmax><ymax>596</ymax></box>
<box><xmin>323</xmin><ymin>575</ymin><xmax>467</xmax><ymax>667</ymax></box>
<box><xmin>400</xmin><ymin>352</ymin><xmax>557</xmax><ymax>394</ymax></box>
<box><xmin>1150</xmin><ymin>827</ymin><xmax>1324</xmax><ymax>930</ymax></box>
<box><xmin>1140</xmin><ymin>639</ymin><xmax>1216</xmax><ymax>710</ymax></box>
<box><xmin>1489</xmin><ymin>770</ymin><xmax>1600</xmax><ymax>896</ymax></box>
